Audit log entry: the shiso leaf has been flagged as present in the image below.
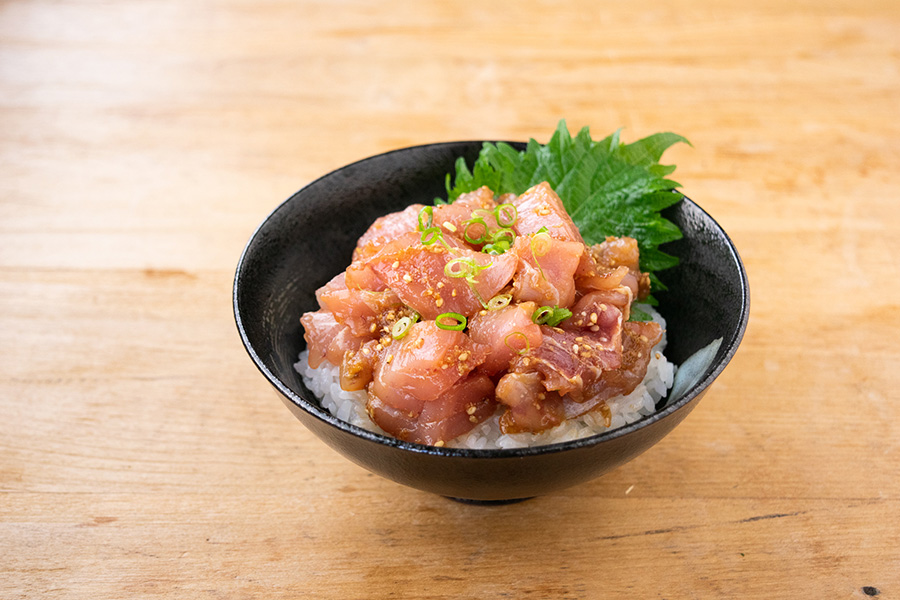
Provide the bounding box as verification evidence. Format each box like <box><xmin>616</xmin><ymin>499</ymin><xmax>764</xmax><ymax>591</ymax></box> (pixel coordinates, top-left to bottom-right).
<box><xmin>443</xmin><ymin>120</ymin><xmax>690</xmax><ymax>297</ymax></box>
<box><xmin>628</xmin><ymin>304</ymin><xmax>654</xmax><ymax>322</ymax></box>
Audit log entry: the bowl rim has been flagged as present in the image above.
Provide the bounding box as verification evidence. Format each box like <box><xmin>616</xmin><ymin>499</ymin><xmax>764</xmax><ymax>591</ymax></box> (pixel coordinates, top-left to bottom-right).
<box><xmin>233</xmin><ymin>140</ymin><xmax>750</xmax><ymax>459</ymax></box>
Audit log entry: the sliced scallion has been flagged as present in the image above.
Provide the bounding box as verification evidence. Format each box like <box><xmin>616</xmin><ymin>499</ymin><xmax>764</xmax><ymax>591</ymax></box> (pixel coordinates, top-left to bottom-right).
<box><xmin>532</xmin><ymin>305</ymin><xmax>573</xmax><ymax>327</ymax></box>
<box><xmin>532</xmin><ymin>306</ymin><xmax>554</xmax><ymax>324</ymax></box>
<box><xmin>444</xmin><ymin>258</ymin><xmax>474</xmax><ymax>279</ymax></box>
<box><xmin>462</xmin><ymin>218</ymin><xmax>488</xmax><ymax>245</ymax></box>
<box><xmin>495</xmin><ymin>203</ymin><xmax>518</xmax><ymax>228</ymax></box>
<box><xmin>481</xmin><ymin>229</ymin><xmax>515</xmax><ymax>255</ymax></box>
<box><xmin>421</xmin><ymin>226</ymin><xmax>442</xmax><ymax>246</ymax></box>
<box><xmin>444</xmin><ymin>257</ymin><xmax>489</xmax><ymax>282</ymax></box>
<box><xmin>530</xmin><ymin>231</ymin><xmax>551</xmax><ymax>279</ymax></box>
<box><xmin>486</xmin><ymin>293</ymin><xmax>512</xmax><ymax>311</ymax></box>
<box><xmin>391</xmin><ymin>316</ymin><xmax>414</xmax><ymax>339</ymax></box>
<box><xmin>436</xmin><ymin>312</ymin><xmax>467</xmax><ymax>331</ymax></box>
<box><xmin>546</xmin><ymin>307</ymin><xmax>572</xmax><ymax>327</ymax></box>
<box><xmin>492</xmin><ymin>228</ymin><xmax>516</xmax><ymax>245</ymax></box>
<box><xmin>503</xmin><ymin>331</ymin><xmax>530</xmax><ymax>355</ymax></box>
<box><xmin>417</xmin><ymin>206</ymin><xmax>434</xmax><ymax>231</ymax></box>
<box><xmin>531</xmin><ymin>231</ymin><xmax>552</xmax><ymax>257</ymax></box>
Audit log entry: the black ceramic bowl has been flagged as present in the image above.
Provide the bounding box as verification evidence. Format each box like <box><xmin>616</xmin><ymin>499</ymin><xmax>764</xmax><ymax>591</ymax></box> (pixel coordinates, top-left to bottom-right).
<box><xmin>234</xmin><ymin>141</ymin><xmax>749</xmax><ymax>502</ymax></box>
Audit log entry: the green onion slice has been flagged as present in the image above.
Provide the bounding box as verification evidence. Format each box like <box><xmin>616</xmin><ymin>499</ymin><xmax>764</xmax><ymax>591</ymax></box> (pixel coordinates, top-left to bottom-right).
<box><xmin>495</xmin><ymin>203</ymin><xmax>518</xmax><ymax>228</ymax></box>
<box><xmin>531</xmin><ymin>306</ymin><xmax>573</xmax><ymax>327</ymax></box>
<box><xmin>435</xmin><ymin>312</ymin><xmax>467</xmax><ymax>331</ymax></box>
<box><xmin>444</xmin><ymin>258</ymin><xmax>473</xmax><ymax>278</ymax></box>
<box><xmin>546</xmin><ymin>307</ymin><xmax>572</xmax><ymax>327</ymax></box>
<box><xmin>486</xmin><ymin>293</ymin><xmax>512</xmax><ymax>311</ymax></box>
<box><xmin>421</xmin><ymin>227</ymin><xmax>443</xmax><ymax>246</ymax></box>
<box><xmin>529</xmin><ymin>231</ymin><xmax>552</xmax><ymax>279</ymax></box>
<box><xmin>462</xmin><ymin>218</ymin><xmax>488</xmax><ymax>245</ymax></box>
<box><xmin>531</xmin><ymin>231</ymin><xmax>552</xmax><ymax>257</ymax></box>
<box><xmin>481</xmin><ymin>229</ymin><xmax>515</xmax><ymax>255</ymax></box>
<box><xmin>391</xmin><ymin>316</ymin><xmax>414</xmax><ymax>339</ymax></box>
<box><xmin>532</xmin><ymin>306</ymin><xmax>554</xmax><ymax>325</ymax></box>
<box><xmin>417</xmin><ymin>206</ymin><xmax>434</xmax><ymax>231</ymax></box>
<box><xmin>492</xmin><ymin>228</ymin><xmax>516</xmax><ymax>245</ymax></box>
<box><xmin>444</xmin><ymin>257</ymin><xmax>489</xmax><ymax>281</ymax></box>
<box><xmin>504</xmin><ymin>331</ymin><xmax>530</xmax><ymax>355</ymax></box>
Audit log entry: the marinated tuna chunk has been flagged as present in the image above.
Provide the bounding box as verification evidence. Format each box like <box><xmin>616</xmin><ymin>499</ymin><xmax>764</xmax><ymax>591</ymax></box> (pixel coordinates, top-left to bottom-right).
<box><xmin>299</xmin><ymin>181</ymin><xmax>667</xmax><ymax>446</ymax></box>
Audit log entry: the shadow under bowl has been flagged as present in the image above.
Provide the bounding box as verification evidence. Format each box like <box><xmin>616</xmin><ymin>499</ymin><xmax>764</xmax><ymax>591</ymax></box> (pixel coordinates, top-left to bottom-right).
<box><xmin>233</xmin><ymin>141</ymin><xmax>749</xmax><ymax>502</ymax></box>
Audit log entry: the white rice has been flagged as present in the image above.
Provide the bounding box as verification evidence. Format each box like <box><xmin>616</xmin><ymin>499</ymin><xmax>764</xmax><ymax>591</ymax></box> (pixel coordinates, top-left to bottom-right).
<box><xmin>294</xmin><ymin>305</ymin><xmax>675</xmax><ymax>449</ymax></box>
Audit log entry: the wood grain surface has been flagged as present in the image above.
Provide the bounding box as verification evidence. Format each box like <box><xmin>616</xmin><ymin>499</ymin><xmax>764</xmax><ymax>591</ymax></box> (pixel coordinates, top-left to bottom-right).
<box><xmin>2</xmin><ymin>0</ymin><xmax>898</xmax><ymax>597</ymax></box>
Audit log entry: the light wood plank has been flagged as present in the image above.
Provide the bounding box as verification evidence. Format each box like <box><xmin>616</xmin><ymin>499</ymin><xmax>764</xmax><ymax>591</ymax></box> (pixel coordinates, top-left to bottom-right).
<box><xmin>2</xmin><ymin>0</ymin><xmax>899</xmax><ymax>597</ymax></box>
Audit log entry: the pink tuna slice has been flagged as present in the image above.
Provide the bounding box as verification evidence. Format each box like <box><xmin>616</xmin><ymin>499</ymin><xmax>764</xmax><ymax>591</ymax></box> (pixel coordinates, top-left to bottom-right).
<box><xmin>593</xmin><ymin>236</ymin><xmax>641</xmax><ymax>272</ymax></box>
<box><xmin>432</xmin><ymin>186</ymin><xmax>498</xmax><ymax>246</ymax></box>
<box><xmin>353</xmin><ymin>203</ymin><xmax>423</xmax><ymax>262</ymax></box>
<box><xmin>300</xmin><ymin>309</ymin><xmax>369</xmax><ymax>369</ymax></box>
<box><xmin>367</xmin><ymin>231</ymin><xmax>515</xmax><ymax>320</ymax></box>
<box><xmin>579</xmin><ymin>237</ymin><xmax>650</xmax><ymax>300</ymax></box>
<box><xmin>495</xmin><ymin>371</ymin><xmax>566</xmax><ymax>434</ymax></box>
<box><xmin>467</xmin><ymin>301</ymin><xmax>543</xmax><ymax>376</ymax></box>
<box><xmin>300</xmin><ymin>310</ymin><xmax>344</xmax><ymax>368</ymax></box>
<box><xmin>510</xmin><ymin>234</ymin><xmax>584</xmax><ymax>308</ymax></box>
<box><xmin>339</xmin><ymin>338</ymin><xmax>384</xmax><ymax>392</ymax></box>
<box><xmin>496</xmin><ymin>321</ymin><xmax>662</xmax><ymax>434</ymax></box>
<box><xmin>562</xmin><ymin>289</ymin><xmax>629</xmax><ymax>338</ymax></box>
<box><xmin>344</xmin><ymin>259</ymin><xmax>387</xmax><ymax>292</ymax></box>
<box><xmin>581</xmin><ymin>320</ymin><xmax>663</xmax><ymax>406</ymax></box>
<box><xmin>315</xmin><ymin>272</ymin><xmax>404</xmax><ymax>337</ymax></box>
<box><xmin>367</xmin><ymin>373</ymin><xmax>496</xmax><ymax>445</ymax></box>
<box><xmin>511</xmin><ymin>182</ymin><xmax>585</xmax><ymax>244</ymax></box>
<box><xmin>369</xmin><ymin>320</ymin><xmax>488</xmax><ymax>414</ymax></box>
<box><xmin>576</xmin><ymin>264</ymin><xmax>631</xmax><ymax>292</ymax></box>
<box><xmin>517</xmin><ymin>324</ymin><xmax>622</xmax><ymax>400</ymax></box>
<box><xmin>464</xmin><ymin>248</ymin><xmax>518</xmax><ymax>307</ymax></box>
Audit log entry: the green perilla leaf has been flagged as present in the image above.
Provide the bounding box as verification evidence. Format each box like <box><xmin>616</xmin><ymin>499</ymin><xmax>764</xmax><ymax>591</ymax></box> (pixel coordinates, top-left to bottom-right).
<box><xmin>443</xmin><ymin>120</ymin><xmax>691</xmax><ymax>295</ymax></box>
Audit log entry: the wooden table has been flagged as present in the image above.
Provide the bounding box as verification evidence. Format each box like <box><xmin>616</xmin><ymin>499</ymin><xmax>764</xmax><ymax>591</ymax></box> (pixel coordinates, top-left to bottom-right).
<box><xmin>2</xmin><ymin>1</ymin><xmax>898</xmax><ymax>597</ymax></box>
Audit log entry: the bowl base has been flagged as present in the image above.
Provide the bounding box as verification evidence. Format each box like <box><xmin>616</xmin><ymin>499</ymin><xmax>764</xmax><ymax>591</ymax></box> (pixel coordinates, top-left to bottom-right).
<box><xmin>445</xmin><ymin>496</ymin><xmax>534</xmax><ymax>505</ymax></box>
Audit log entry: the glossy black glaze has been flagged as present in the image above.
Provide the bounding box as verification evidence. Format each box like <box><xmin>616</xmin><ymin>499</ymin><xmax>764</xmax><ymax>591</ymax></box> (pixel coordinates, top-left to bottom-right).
<box><xmin>233</xmin><ymin>141</ymin><xmax>750</xmax><ymax>502</ymax></box>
